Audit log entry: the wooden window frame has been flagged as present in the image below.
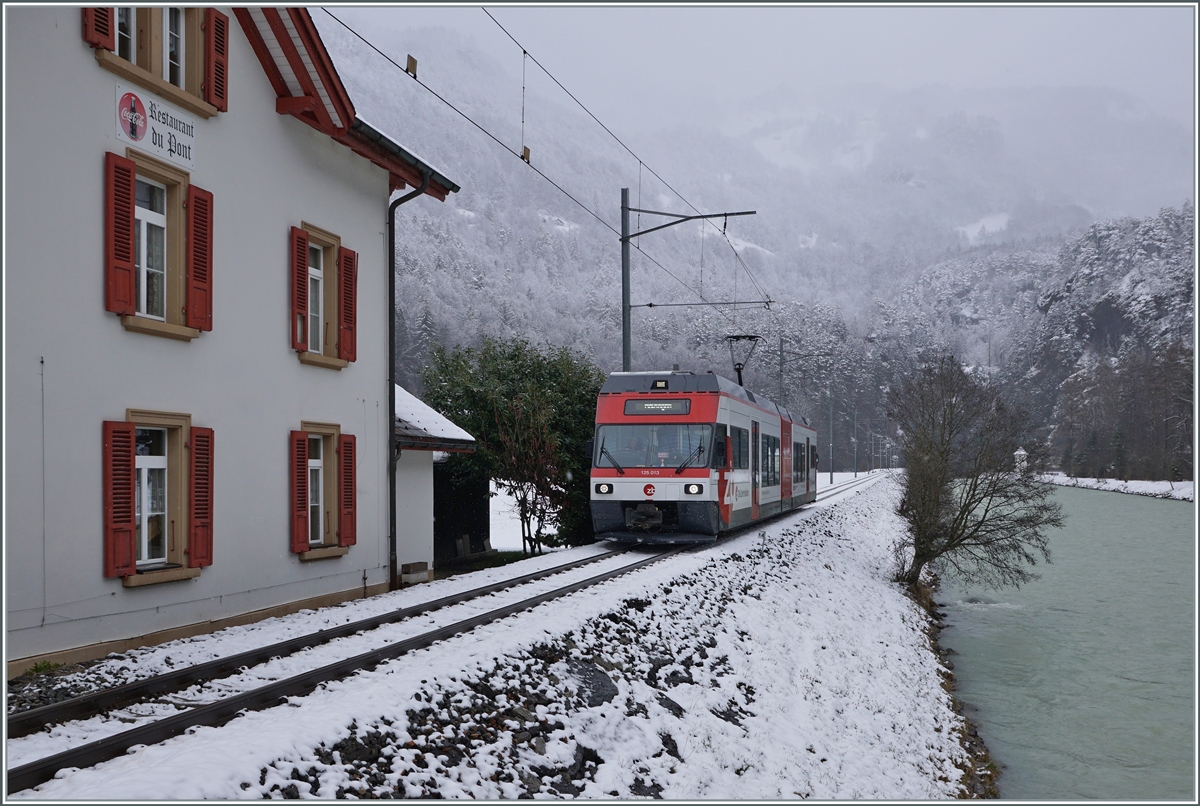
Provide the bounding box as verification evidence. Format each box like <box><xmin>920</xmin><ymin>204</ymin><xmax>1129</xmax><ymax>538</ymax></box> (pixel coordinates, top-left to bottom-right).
<box><xmin>121</xmin><ymin>149</ymin><xmax>199</xmax><ymax>341</ymax></box>
<box><xmin>121</xmin><ymin>409</ymin><xmax>201</xmax><ymax>587</ymax></box>
<box><xmin>298</xmin><ymin>421</ymin><xmax>348</xmax><ymax>560</ymax></box>
<box><xmin>296</xmin><ymin>223</ymin><xmax>349</xmax><ymax>370</ymax></box>
<box><xmin>95</xmin><ymin>8</ymin><xmax>216</xmax><ymax>119</ymax></box>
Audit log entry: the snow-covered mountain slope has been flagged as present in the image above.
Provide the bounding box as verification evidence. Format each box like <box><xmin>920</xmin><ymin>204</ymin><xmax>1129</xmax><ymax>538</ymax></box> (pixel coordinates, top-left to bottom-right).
<box><xmin>310</xmin><ymin>14</ymin><xmax>1191</xmax><ymax>388</ymax></box>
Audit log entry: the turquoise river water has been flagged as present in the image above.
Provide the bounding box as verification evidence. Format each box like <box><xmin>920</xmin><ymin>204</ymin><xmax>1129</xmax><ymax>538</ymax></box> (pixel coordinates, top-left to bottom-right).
<box><xmin>937</xmin><ymin>486</ymin><xmax>1195</xmax><ymax>800</ymax></box>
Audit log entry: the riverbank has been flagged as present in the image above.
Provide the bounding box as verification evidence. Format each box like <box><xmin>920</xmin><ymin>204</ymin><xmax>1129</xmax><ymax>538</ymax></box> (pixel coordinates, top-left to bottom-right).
<box><xmin>13</xmin><ymin>476</ymin><xmax>992</xmax><ymax>799</ymax></box>
<box><xmin>935</xmin><ymin>486</ymin><xmax>1195</xmax><ymax>799</ymax></box>
<box><xmin>1040</xmin><ymin>472</ymin><xmax>1194</xmax><ymax>501</ymax></box>
<box><xmin>925</xmin><ymin>584</ymin><xmax>1001</xmax><ymax>799</ymax></box>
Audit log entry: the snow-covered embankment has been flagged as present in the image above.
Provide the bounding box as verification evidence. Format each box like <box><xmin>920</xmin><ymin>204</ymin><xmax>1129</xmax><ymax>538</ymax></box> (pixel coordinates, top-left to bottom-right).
<box><xmin>1040</xmin><ymin>473</ymin><xmax>1193</xmax><ymax>501</ymax></box>
<box><xmin>16</xmin><ymin>476</ymin><xmax>982</xmax><ymax>799</ymax></box>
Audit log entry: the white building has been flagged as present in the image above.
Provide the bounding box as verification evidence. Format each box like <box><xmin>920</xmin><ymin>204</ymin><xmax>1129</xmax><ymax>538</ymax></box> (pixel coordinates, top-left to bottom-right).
<box><xmin>4</xmin><ymin>6</ymin><xmax>461</xmax><ymax>675</ymax></box>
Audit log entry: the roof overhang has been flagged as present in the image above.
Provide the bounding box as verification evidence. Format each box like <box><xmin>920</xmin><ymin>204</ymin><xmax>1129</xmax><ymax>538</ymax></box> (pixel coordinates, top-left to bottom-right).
<box><xmin>234</xmin><ymin>7</ymin><xmax>458</xmax><ymax>198</ymax></box>
<box><xmin>395</xmin><ymin>434</ymin><xmax>477</xmax><ymax>453</ymax></box>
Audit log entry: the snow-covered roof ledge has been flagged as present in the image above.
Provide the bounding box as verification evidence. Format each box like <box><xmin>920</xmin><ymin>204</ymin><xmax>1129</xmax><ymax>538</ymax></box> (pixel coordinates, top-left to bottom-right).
<box><xmin>395</xmin><ymin>385</ymin><xmax>476</xmax><ymax>452</ymax></box>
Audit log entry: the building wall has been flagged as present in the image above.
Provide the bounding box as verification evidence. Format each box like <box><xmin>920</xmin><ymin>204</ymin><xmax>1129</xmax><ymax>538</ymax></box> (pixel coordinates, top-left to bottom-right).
<box><xmin>394</xmin><ymin>451</ymin><xmax>435</xmax><ymax>571</ymax></box>
<box><xmin>4</xmin><ymin>7</ymin><xmax>394</xmax><ymax>660</ymax></box>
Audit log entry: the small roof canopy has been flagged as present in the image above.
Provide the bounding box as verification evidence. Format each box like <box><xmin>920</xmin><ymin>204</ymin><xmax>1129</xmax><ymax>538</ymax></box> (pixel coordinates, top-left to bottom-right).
<box><xmin>395</xmin><ymin>385</ymin><xmax>476</xmax><ymax>452</ymax></box>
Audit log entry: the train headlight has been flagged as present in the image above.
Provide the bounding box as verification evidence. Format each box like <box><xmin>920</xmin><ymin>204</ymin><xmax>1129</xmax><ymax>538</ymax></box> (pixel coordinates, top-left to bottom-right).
<box><xmin>684</xmin><ymin>483</ymin><xmax>704</xmax><ymax>495</ymax></box>
<box><xmin>595</xmin><ymin>483</ymin><xmax>614</xmax><ymax>495</ymax></box>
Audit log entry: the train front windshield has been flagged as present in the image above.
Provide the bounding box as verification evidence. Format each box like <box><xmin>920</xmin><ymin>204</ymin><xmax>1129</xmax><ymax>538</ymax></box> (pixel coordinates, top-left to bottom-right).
<box><xmin>594</xmin><ymin>424</ymin><xmax>713</xmax><ymax>470</ymax></box>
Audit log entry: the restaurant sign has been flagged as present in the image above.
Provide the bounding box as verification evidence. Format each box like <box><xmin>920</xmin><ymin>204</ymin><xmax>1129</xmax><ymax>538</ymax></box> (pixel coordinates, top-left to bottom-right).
<box><xmin>114</xmin><ymin>81</ymin><xmax>196</xmax><ymax>169</ymax></box>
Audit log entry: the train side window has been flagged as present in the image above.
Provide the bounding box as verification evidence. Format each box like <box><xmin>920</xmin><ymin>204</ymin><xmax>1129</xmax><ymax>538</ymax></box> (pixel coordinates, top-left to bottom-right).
<box><xmin>713</xmin><ymin>424</ymin><xmax>727</xmax><ymax>468</ymax></box>
<box><xmin>793</xmin><ymin>441</ymin><xmax>805</xmax><ymax>482</ymax></box>
<box><xmin>761</xmin><ymin>434</ymin><xmax>780</xmax><ymax>486</ymax></box>
<box><xmin>730</xmin><ymin>426</ymin><xmax>749</xmax><ymax>470</ymax></box>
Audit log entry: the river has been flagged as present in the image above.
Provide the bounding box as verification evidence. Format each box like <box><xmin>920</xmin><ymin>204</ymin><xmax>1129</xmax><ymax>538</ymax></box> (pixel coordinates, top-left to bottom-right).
<box><xmin>937</xmin><ymin>486</ymin><xmax>1195</xmax><ymax>800</ymax></box>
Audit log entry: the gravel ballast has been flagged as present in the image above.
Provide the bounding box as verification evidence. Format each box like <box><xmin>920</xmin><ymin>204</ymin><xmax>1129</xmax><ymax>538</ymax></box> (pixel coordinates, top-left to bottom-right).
<box><xmin>12</xmin><ymin>476</ymin><xmax>991</xmax><ymax>799</ymax></box>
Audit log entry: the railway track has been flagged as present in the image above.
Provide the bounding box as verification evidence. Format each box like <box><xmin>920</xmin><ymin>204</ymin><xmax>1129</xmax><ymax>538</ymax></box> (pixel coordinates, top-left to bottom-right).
<box><xmin>816</xmin><ymin>472</ymin><xmax>886</xmax><ymax>500</ymax></box>
<box><xmin>7</xmin><ymin>472</ymin><xmax>886</xmax><ymax>793</ymax></box>
<box><xmin>6</xmin><ymin>546</ymin><xmax>683</xmax><ymax>794</ymax></box>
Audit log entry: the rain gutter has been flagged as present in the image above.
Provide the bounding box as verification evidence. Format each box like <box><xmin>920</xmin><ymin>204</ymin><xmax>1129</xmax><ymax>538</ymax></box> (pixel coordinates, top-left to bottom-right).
<box><xmin>388</xmin><ymin>168</ymin><xmax>431</xmax><ymax>591</ymax></box>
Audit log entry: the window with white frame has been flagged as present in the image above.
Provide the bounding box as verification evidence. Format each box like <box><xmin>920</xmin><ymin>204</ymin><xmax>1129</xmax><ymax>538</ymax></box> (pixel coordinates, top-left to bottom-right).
<box><xmin>116</xmin><ymin>7</ymin><xmax>136</xmax><ymax>63</ymax></box>
<box><xmin>135</xmin><ymin>177</ymin><xmax>167</xmax><ymax>320</ymax></box>
<box><xmin>308</xmin><ymin>435</ymin><xmax>324</xmax><ymax>546</ymax></box>
<box><xmin>164</xmin><ymin>7</ymin><xmax>184</xmax><ymax>88</ymax></box>
<box><xmin>308</xmin><ymin>244</ymin><xmax>323</xmax><ymax>353</ymax></box>
<box><xmin>135</xmin><ymin>427</ymin><xmax>168</xmax><ymax>566</ymax></box>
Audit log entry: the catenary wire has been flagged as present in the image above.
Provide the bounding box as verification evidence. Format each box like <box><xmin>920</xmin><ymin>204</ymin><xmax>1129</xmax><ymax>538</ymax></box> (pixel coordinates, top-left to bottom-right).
<box><xmin>482</xmin><ymin>7</ymin><xmax>772</xmax><ymax>303</ymax></box>
<box><xmin>320</xmin><ymin>8</ymin><xmax>746</xmax><ymax>329</ymax></box>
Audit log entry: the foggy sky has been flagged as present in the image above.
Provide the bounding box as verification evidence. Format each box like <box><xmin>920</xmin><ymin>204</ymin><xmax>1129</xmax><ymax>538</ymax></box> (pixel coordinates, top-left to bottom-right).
<box><xmin>332</xmin><ymin>4</ymin><xmax>1196</xmax><ymax>134</ymax></box>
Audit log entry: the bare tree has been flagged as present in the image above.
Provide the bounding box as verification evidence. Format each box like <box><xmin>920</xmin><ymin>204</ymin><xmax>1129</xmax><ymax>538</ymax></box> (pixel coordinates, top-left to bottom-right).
<box><xmin>889</xmin><ymin>355</ymin><xmax>1063</xmax><ymax>592</ymax></box>
<box><xmin>492</xmin><ymin>391</ymin><xmax>562</xmax><ymax>556</ymax></box>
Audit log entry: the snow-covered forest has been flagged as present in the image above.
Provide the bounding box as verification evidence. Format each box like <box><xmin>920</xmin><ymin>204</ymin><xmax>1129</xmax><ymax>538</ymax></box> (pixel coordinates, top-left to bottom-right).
<box><xmin>313</xmin><ymin>15</ymin><xmax>1194</xmax><ymax>480</ymax></box>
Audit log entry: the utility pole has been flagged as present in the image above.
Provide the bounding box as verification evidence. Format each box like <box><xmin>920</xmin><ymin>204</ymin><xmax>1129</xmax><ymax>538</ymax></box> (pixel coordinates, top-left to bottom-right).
<box><xmin>776</xmin><ymin>336</ymin><xmax>831</xmax><ymax>408</ymax></box>
<box><xmin>621</xmin><ymin>188</ymin><xmax>631</xmax><ymax>371</ymax></box>
<box><xmin>828</xmin><ymin>388</ymin><xmax>834</xmax><ymax>485</ymax></box>
<box><xmin>852</xmin><ymin>408</ymin><xmax>858</xmax><ymax>477</ymax></box>
<box><xmin>620</xmin><ymin>189</ymin><xmax>758</xmax><ymax>371</ymax></box>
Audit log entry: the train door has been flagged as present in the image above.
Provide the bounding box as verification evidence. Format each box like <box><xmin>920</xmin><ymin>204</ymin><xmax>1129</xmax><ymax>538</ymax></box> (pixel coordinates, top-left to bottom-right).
<box><xmin>714</xmin><ymin>423</ymin><xmax>730</xmax><ymax>529</ymax></box>
<box><xmin>751</xmin><ymin>421</ymin><xmax>760</xmax><ymax>520</ymax></box>
<box><xmin>805</xmin><ymin>437</ymin><xmax>812</xmax><ymax>500</ymax></box>
<box><xmin>781</xmin><ymin>420</ymin><xmax>792</xmax><ymax>506</ymax></box>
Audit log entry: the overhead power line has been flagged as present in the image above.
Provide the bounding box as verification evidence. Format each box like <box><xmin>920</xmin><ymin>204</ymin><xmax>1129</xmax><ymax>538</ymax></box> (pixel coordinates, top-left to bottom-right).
<box><xmin>320</xmin><ymin>7</ymin><xmax>752</xmax><ymax>329</ymax></box>
<box><xmin>481</xmin><ymin>7</ymin><xmax>772</xmax><ymax>303</ymax></box>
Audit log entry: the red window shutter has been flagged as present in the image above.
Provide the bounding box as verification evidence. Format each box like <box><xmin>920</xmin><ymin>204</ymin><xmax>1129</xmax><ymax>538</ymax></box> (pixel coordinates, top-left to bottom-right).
<box><xmin>289</xmin><ymin>227</ymin><xmax>309</xmax><ymax>351</ymax></box>
<box><xmin>338</xmin><ymin>434</ymin><xmax>356</xmax><ymax>547</ymax></box>
<box><xmin>185</xmin><ymin>185</ymin><xmax>214</xmax><ymax>331</ymax></box>
<box><xmin>103</xmin><ymin>421</ymin><xmax>136</xmax><ymax>578</ymax></box>
<box><xmin>203</xmin><ymin>8</ymin><xmax>229</xmax><ymax>112</ymax></box>
<box><xmin>337</xmin><ymin>247</ymin><xmax>357</xmax><ymax>362</ymax></box>
<box><xmin>105</xmin><ymin>152</ymin><xmax>137</xmax><ymax>316</ymax></box>
<box><xmin>188</xmin><ymin>427</ymin><xmax>215</xmax><ymax>567</ymax></box>
<box><xmin>290</xmin><ymin>430</ymin><xmax>309</xmax><ymax>553</ymax></box>
<box><xmin>82</xmin><ymin>8</ymin><xmax>115</xmax><ymax>50</ymax></box>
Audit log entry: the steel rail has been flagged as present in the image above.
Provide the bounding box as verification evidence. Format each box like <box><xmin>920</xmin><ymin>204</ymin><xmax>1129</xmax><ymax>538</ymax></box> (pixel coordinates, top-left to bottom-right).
<box><xmin>815</xmin><ymin>473</ymin><xmax>883</xmax><ymax>500</ymax></box>
<box><xmin>8</xmin><ymin>548</ymin><xmax>628</xmax><ymax>739</ymax></box>
<box><xmin>7</xmin><ymin>547</ymin><xmax>681</xmax><ymax>794</ymax></box>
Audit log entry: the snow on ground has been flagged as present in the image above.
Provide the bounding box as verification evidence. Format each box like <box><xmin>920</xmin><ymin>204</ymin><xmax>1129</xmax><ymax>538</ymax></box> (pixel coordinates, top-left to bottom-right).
<box><xmin>14</xmin><ymin>474</ymin><xmax>973</xmax><ymax>800</ymax></box>
<box><xmin>490</xmin><ymin>473</ymin><xmax>881</xmax><ymax>551</ymax></box>
<box><xmin>1040</xmin><ymin>472</ymin><xmax>1194</xmax><ymax>501</ymax></box>
<box><xmin>489</xmin><ymin>482</ymin><xmax>565</xmax><ymax>552</ymax></box>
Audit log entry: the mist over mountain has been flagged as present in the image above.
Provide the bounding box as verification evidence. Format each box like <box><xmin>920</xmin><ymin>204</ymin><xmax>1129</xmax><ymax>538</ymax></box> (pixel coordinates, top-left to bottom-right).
<box><xmin>317</xmin><ymin>17</ymin><xmax>1192</xmax><ymax>478</ymax></box>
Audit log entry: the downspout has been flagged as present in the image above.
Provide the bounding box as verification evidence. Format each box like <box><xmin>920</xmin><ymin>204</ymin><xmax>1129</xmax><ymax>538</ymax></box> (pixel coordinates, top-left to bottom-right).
<box><xmin>388</xmin><ymin>169</ymin><xmax>431</xmax><ymax>591</ymax></box>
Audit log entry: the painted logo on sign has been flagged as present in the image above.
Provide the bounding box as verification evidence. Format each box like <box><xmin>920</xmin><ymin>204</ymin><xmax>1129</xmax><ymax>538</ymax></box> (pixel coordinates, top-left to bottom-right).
<box><xmin>643</xmin><ymin>484</ymin><xmax>656</xmax><ymax>497</ymax></box>
<box><xmin>119</xmin><ymin>92</ymin><xmax>147</xmax><ymax>141</ymax></box>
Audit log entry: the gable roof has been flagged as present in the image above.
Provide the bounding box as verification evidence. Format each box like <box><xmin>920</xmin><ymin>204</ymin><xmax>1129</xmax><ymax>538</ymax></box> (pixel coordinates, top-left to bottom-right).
<box><xmin>234</xmin><ymin>8</ymin><xmax>459</xmax><ymax>198</ymax></box>
<box><xmin>395</xmin><ymin>385</ymin><xmax>476</xmax><ymax>452</ymax></box>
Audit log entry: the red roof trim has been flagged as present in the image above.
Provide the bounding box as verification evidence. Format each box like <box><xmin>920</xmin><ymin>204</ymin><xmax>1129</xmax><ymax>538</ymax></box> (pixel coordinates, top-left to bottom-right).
<box><xmin>263</xmin><ymin>8</ymin><xmax>336</xmax><ymax>133</ymax></box>
<box><xmin>232</xmin><ymin>9</ymin><xmax>289</xmax><ymax>98</ymax></box>
<box><xmin>235</xmin><ymin>7</ymin><xmax>451</xmax><ymax>200</ymax></box>
<box><xmin>287</xmin><ymin>8</ymin><xmax>355</xmax><ymax>132</ymax></box>
<box><xmin>334</xmin><ymin>130</ymin><xmax>450</xmax><ymax>200</ymax></box>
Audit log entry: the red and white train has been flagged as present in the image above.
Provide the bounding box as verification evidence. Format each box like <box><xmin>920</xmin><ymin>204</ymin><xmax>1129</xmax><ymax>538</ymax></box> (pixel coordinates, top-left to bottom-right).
<box><xmin>589</xmin><ymin>370</ymin><xmax>819</xmax><ymax>543</ymax></box>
